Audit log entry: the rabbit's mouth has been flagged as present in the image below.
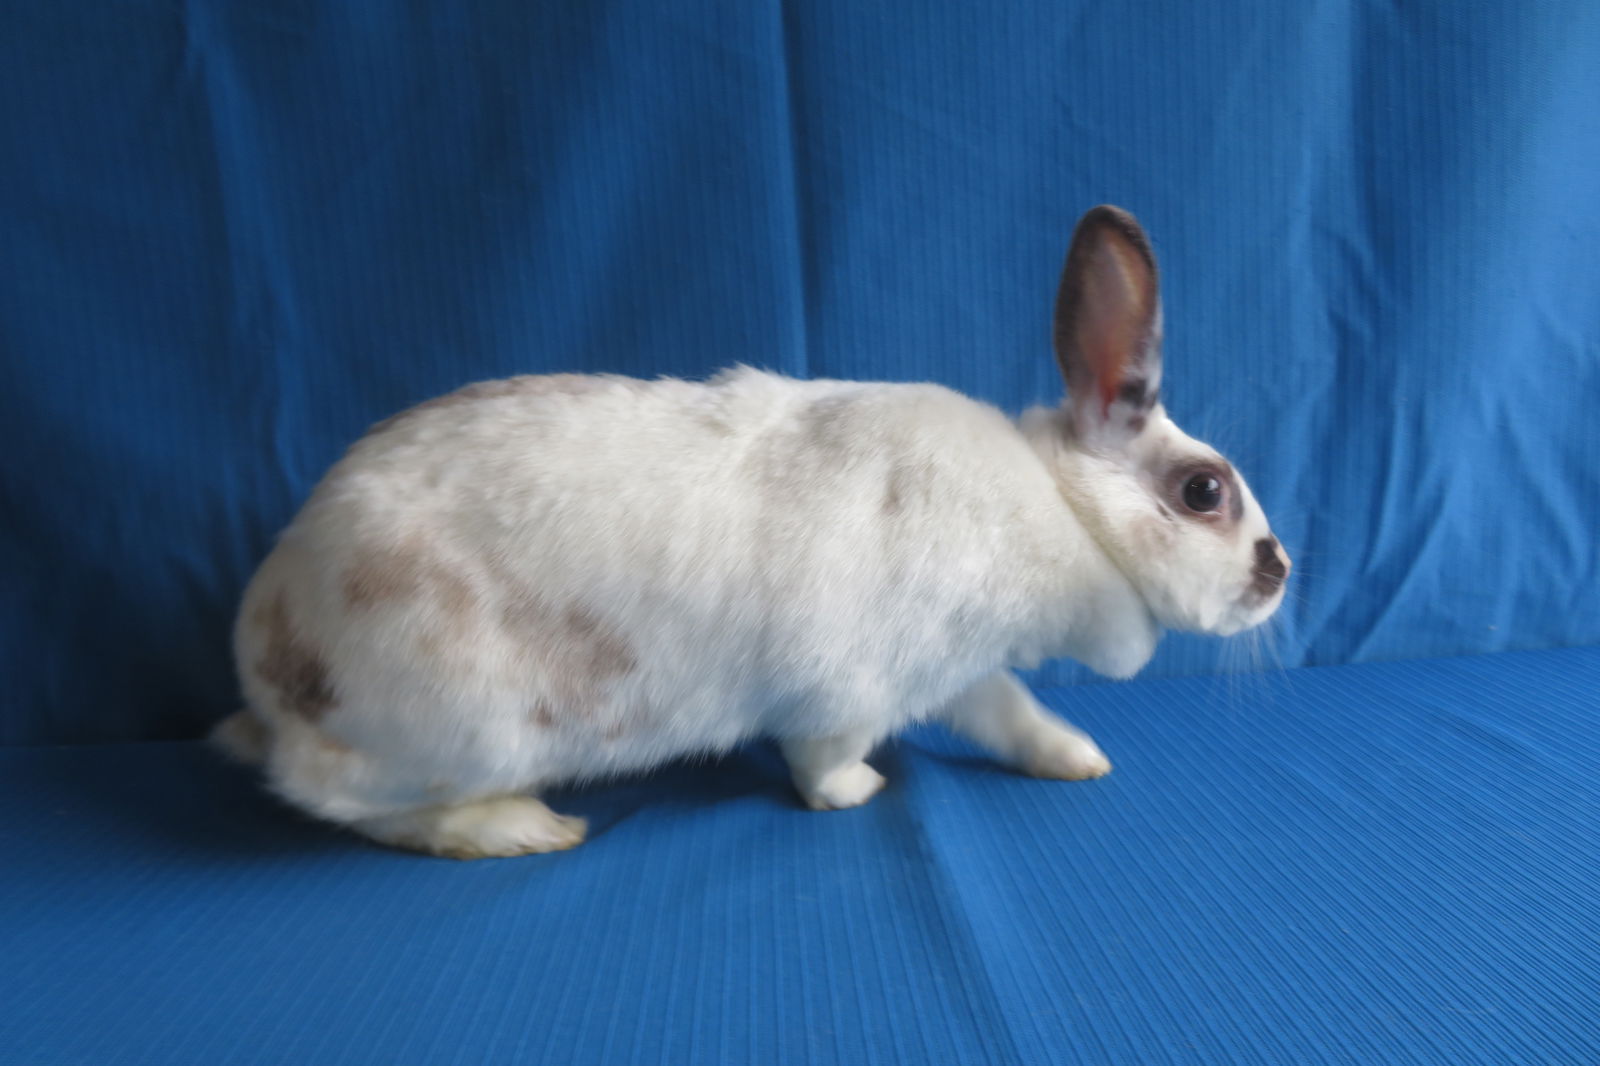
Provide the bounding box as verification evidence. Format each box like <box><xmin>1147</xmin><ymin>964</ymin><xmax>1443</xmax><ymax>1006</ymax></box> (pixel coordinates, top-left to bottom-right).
<box><xmin>1226</xmin><ymin>580</ymin><xmax>1288</xmax><ymax>635</ymax></box>
<box><xmin>1216</xmin><ymin>547</ymin><xmax>1291</xmax><ymax>634</ymax></box>
<box><xmin>1214</xmin><ymin>603</ymin><xmax>1273</xmax><ymax>638</ymax></box>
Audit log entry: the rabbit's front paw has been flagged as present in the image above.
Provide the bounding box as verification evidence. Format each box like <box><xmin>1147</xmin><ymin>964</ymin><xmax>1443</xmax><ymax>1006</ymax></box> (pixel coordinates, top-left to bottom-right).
<box><xmin>1022</xmin><ymin>726</ymin><xmax>1112</xmax><ymax>781</ymax></box>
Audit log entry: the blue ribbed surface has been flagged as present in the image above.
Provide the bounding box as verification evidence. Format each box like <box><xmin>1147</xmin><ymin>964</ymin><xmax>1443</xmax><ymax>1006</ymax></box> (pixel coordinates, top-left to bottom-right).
<box><xmin>3</xmin><ymin>647</ymin><xmax>1597</xmax><ymax>1064</ymax></box>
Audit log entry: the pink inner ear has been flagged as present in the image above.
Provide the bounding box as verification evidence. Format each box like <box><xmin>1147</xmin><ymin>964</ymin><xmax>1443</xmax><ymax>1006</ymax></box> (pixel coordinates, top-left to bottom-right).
<box><xmin>1077</xmin><ymin>239</ymin><xmax>1149</xmax><ymax>416</ymax></box>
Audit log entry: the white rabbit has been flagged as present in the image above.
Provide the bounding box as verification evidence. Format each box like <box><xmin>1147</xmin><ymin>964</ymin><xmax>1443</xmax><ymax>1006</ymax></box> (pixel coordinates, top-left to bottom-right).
<box><xmin>215</xmin><ymin>205</ymin><xmax>1290</xmax><ymax>859</ymax></box>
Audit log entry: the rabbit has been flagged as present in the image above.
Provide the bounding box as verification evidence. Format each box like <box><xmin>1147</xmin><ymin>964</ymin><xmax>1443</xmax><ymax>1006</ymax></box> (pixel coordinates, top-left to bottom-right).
<box><xmin>214</xmin><ymin>205</ymin><xmax>1290</xmax><ymax>859</ymax></box>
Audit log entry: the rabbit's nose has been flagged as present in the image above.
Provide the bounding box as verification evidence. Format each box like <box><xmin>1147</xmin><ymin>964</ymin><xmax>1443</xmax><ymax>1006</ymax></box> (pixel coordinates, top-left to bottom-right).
<box><xmin>1252</xmin><ymin>537</ymin><xmax>1289</xmax><ymax>593</ymax></box>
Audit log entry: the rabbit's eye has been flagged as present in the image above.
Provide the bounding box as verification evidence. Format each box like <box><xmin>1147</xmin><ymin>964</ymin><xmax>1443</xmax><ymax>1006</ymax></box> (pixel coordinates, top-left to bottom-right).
<box><xmin>1182</xmin><ymin>474</ymin><xmax>1224</xmax><ymax>513</ymax></box>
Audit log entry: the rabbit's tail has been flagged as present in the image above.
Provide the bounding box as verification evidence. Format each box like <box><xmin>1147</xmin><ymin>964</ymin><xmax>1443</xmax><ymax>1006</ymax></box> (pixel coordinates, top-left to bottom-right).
<box><xmin>210</xmin><ymin>709</ymin><xmax>271</xmax><ymax>766</ymax></box>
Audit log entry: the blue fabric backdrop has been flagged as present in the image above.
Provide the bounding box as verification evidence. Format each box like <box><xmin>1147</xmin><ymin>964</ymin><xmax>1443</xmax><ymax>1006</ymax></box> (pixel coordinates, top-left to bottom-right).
<box><xmin>2</xmin><ymin>2</ymin><xmax>1597</xmax><ymax>744</ymax></box>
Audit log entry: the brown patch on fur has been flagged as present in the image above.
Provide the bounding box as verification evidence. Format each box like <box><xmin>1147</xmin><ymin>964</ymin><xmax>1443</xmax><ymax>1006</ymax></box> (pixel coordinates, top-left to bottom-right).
<box><xmin>341</xmin><ymin>538</ymin><xmax>483</xmax><ymax>676</ymax></box>
<box><xmin>883</xmin><ymin>467</ymin><xmax>905</xmax><ymax>515</ymax></box>
<box><xmin>417</xmin><ymin>631</ymin><xmax>449</xmax><ymax>661</ymax></box>
<box><xmin>368</xmin><ymin>374</ymin><xmax>616</xmax><ymax>435</ymax></box>
<box><xmin>343</xmin><ymin>542</ymin><xmax>428</xmax><ymax>608</ymax></box>
<box><xmin>800</xmin><ymin>395</ymin><xmax>854</xmax><ymax>453</ymax></box>
<box><xmin>254</xmin><ymin>591</ymin><xmax>337</xmax><ymax>721</ymax></box>
<box><xmin>432</xmin><ymin>567</ymin><xmax>476</xmax><ymax>618</ymax></box>
<box><xmin>562</xmin><ymin>606</ymin><xmax>636</xmax><ymax>678</ymax></box>
<box><xmin>345</xmin><ymin>538</ymin><xmax>478</xmax><ymax>625</ymax></box>
<box><xmin>497</xmin><ymin>578</ymin><xmax>637</xmax><ymax>721</ymax></box>
<box><xmin>882</xmin><ymin>460</ymin><xmax>935</xmax><ymax>517</ymax></box>
<box><xmin>529</xmin><ymin>701</ymin><xmax>557</xmax><ymax>728</ymax></box>
<box><xmin>700</xmin><ymin>411</ymin><xmax>736</xmax><ymax>436</ymax></box>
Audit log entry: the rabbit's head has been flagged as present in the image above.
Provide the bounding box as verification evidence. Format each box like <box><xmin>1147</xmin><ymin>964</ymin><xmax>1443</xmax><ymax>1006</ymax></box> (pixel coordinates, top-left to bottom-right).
<box><xmin>1045</xmin><ymin>206</ymin><xmax>1289</xmax><ymax>637</ymax></box>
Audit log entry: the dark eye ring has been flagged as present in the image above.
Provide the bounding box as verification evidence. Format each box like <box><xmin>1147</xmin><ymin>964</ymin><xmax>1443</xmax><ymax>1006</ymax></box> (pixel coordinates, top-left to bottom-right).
<box><xmin>1182</xmin><ymin>473</ymin><xmax>1224</xmax><ymax>514</ymax></box>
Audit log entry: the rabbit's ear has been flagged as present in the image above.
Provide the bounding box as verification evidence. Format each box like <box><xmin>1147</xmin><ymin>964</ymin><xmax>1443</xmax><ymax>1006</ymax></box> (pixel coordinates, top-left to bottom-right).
<box><xmin>1052</xmin><ymin>205</ymin><xmax>1163</xmax><ymax>445</ymax></box>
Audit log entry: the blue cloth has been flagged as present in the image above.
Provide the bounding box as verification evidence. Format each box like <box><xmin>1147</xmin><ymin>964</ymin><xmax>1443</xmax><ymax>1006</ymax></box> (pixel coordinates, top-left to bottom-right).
<box><xmin>0</xmin><ymin>2</ymin><xmax>1597</xmax><ymax>745</ymax></box>
<box><xmin>3</xmin><ymin>647</ymin><xmax>1598</xmax><ymax>1064</ymax></box>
